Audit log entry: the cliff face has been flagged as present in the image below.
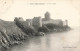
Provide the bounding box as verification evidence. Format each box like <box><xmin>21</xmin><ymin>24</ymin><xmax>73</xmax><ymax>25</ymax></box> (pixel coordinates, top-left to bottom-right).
<box><xmin>0</xmin><ymin>18</ymin><xmax>70</xmax><ymax>51</ymax></box>
<box><xmin>0</xmin><ymin>20</ymin><xmax>26</xmax><ymax>36</ymax></box>
<box><xmin>0</xmin><ymin>19</ymin><xmax>28</xmax><ymax>47</ymax></box>
<box><xmin>0</xmin><ymin>18</ymin><xmax>70</xmax><ymax>40</ymax></box>
<box><xmin>0</xmin><ymin>18</ymin><xmax>37</xmax><ymax>43</ymax></box>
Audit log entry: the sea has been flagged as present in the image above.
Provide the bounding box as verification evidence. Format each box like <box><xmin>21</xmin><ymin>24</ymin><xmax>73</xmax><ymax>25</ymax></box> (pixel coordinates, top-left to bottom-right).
<box><xmin>8</xmin><ymin>26</ymin><xmax>80</xmax><ymax>51</ymax></box>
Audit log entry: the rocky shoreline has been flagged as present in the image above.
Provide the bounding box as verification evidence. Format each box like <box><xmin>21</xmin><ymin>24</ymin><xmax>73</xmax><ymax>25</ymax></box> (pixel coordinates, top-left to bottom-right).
<box><xmin>0</xmin><ymin>18</ymin><xmax>71</xmax><ymax>51</ymax></box>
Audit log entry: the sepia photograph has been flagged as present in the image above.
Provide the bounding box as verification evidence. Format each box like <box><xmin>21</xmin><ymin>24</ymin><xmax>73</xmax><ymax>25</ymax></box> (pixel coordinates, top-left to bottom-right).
<box><xmin>0</xmin><ymin>0</ymin><xmax>80</xmax><ymax>51</ymax></box>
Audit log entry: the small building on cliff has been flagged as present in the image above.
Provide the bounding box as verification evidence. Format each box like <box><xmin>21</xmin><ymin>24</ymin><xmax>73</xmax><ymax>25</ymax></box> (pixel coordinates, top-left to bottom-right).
<box><xmin>63</xmin><ymin>20</ymin><xmax>68</xmax><ymax>26</ymax></box>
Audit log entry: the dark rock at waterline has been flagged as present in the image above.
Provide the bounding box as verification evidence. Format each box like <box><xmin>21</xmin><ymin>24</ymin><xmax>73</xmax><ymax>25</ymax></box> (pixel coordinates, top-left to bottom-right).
<box><xmin>35</xmin><ymin>32</ymin><xmax>45</xmax><ymax>36</ymax></box>
<box><xmin>38</xmin><ymin>25</ymin><xmax>50</xmax><ymax>33</ymax></box>
<box><xmin>9</xmin><ymin>41</ymin><xmax>22</xmax><ymax>46</ymax></box>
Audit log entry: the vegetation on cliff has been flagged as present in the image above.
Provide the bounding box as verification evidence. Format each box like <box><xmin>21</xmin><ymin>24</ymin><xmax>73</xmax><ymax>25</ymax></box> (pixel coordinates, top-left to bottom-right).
<box><xmin>0</xmin><ymin>19</ymin><xmax>70</xmax><ymax>51</ymax></box>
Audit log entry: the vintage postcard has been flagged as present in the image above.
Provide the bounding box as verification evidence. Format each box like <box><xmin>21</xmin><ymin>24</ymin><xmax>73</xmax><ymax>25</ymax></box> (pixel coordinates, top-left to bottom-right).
<box><xmin>0</xmin><ymin>0</ymin><xmax>80</xmax><ymax>51</ymax></box>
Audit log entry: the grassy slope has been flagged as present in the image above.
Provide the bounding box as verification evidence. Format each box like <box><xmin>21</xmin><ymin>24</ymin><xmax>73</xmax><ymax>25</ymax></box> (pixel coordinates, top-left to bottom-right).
<box><xmin>0</xmin><ymin>19</ymin><xmax>26</xmax><ymax>39</ymax></box>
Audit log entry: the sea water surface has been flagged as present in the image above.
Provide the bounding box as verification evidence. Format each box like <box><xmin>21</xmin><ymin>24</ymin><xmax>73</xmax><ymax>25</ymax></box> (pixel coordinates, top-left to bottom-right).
<box><xmin>8</xmin><ymin>27</ymin><xmax>80</xmax><ymax>51</ymax></box>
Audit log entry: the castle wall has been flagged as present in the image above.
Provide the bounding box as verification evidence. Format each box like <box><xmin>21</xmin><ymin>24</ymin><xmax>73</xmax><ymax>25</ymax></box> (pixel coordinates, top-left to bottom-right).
<box><xmin>32</xmin><ymin>17</ymin><xmax>42</xmax><ymax>29</ymax></box>
<box><xmin>42</xmin><ymin>19</ymin><xmax>63</xmax><ymax>26</ymax></box>
<box><xmin>26</xmin><ymin>19</ymin><xmax>32</xmax><ymax>27</ymax></box>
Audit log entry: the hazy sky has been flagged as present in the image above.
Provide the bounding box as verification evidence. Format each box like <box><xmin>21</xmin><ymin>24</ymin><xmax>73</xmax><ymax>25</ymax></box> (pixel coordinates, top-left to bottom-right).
<box><xmin>0</xmin><ymin>0</ymin><xmax>80</xmax><ymax>27</ymax></box>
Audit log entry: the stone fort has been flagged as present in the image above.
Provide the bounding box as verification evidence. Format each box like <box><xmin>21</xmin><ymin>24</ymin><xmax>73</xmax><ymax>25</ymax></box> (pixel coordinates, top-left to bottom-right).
<box><xmin>15</xmin><ymin>12</ymin><xmax>68</xmax><ymax>29</ymax></box>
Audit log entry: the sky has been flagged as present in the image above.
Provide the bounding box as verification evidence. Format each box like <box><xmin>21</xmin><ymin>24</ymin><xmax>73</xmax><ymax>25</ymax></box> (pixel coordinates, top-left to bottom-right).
<box><xmin>0</xmin><ymin>0</ymin><xmax>80</xmax><ymax>27</ymax></box>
